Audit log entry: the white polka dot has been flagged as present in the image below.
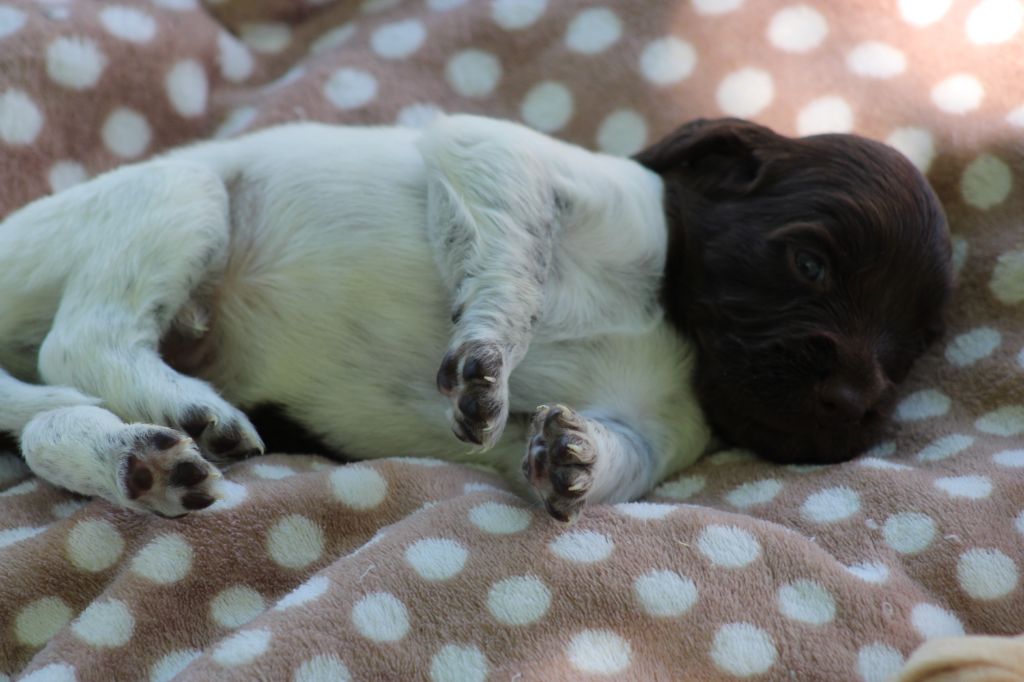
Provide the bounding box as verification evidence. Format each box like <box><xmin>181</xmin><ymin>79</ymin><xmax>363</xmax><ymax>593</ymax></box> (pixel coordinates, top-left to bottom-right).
<box><xmin>912</xmin><ymin>603</ymin><xmax>965</xmax><ymax>639</ymax></box>
<box><xmin>520</xmin><ymin>81</ymin><xmax>573</xmax><ymax>133</ymax></box>
<box><xmin>324</xmin><ymin>68</ymin><xmax>378</xmax><ymax>110</ymax></box>
<box><xmin>725</xmin><ymin>479</ymin><xmax>783</xmax><ymax>508</ymax></box>
<box><xmin>153</xmin><ymin>0</ymin><xmax>198</xmax><ymax>9</ymax></box>
<box><xmin>0</xmin><ymin>5</ymin><xmax>26</xmax><ymax>38</ymax></box>
<box><xmin>711</xmin><ymin>623</ymin><xmax>777</xmax><ymax>676</ymax></box>
<box><xmin>847</xmin><ymin>41</ymin><xmax>906</xmax><ymax>78</ymax></box>
<box><xmin>967</xmin><ymin>0</ymin><xmax>1024</xmax><ymax>43</ymax></box>
<box><xmin>0</xmin><ymin>526</ymin><xmax>46</xmax><ymax>548</ymax></box>
<box><xmin>846</xmin><ymin>561</ymin><xmax>889</xmax><ymax>584</ymax></box>
<box><xmin>596</xmin><ymin>109</ymin><xmax>647</xmax><ymax>156</ymax></box>
<box><xmin>267</xmin><ymin>515</ymin><xmax>324</xmax><ymax>569</ymax></box>
<box><xmin>469</xmin><ymin>502</ymin><xmax>531</xmax><ymax>534</ymax></box>
<box><xmin>427</xmin><ymin>0</ymin><xmax>467</xmax><ymax>9</ymax></box>
<box><xmin>240</xmin><ymin>22</ymin><xmax>291</xmax><ymax>54</ymax></box>
<box><xmin>885</xmin><ymin>127</ymin><xmax>936</xmax><ymax>173</ymax></box>
<box><xmin>352</xmin><ymin>592</ymin><xmax>409</xmax><ymax>641</ymax></box>
<box><xmin>900</xmin><ymin>0</ymin><xmax>954</xmax><ymax>26</ymax></box>
<box><xmin>51</xmin><ymin>499</ymin><xmax>87</xmax><ymax>519</ymax></box>
<box><xmin>217</xmin><ymin>32</ymin><xmax>253</xmax><ymax>83</ymax></box>
<box><xmin>656</xmin><ymin>474</ymin><xmax>705</xmax><ymax>500</ymax></box>
<box><xmin>935</xmin><ymin>475</ymin><xmax>992</xmax><ymax>499</ymax></box>
<box><xmin>100</xmin><ymin>6</ymin><xmax>156</xmax><ymax>42</ymax></box>
<box><xmin>211</xmin><ymin>586</ymin><xmax>265</xmax><ymax>628</ymax></box>
<box><xmin>487</xmin><ymin>575</ymin><xmax>551</xmax><ymax>625</ymax></box>
<box><xmin>208</xmin><ymin>480</ymin><xmax>248</xmax><ymax>510</ymax></box>
<box><xmin>953</xmin><ymin>235</ymin><xmax>969</xmax><ymax>275</ymax></box>
<box><xmin>101</xmin><ymin>107</ymin><xmax>151</xmax><ymax>158</ymax></box>
<box><xmin>0</xmin><ymin>479</ymin><xmax>38</xmax><ymax>496</ymax></box>
<box><xmin>72</xmin><ymin>599</ymin><xmax>134</xmax><ymax>646</ymax></box>
<box><xmin>131</xmin><ymin>533</ymin><xmax>193</xmax><ymax>584</ymax></box>
<box><xmin>767</xmin><ymin>5</ymin><xmax>828</xmax><ymax>53</ymax></box>
<box><xmin>549</xmin><ymin>530</ymin><xmax>614</xmax><ymax>563</ymax></box>
<box><xmin>294</xmin><ymin>655</ymin><xmax>352</xmax><ymax>682</ymax></box>
<box><xmin>946</xmin><ymin>327</ymin><xmax>1001</xmax><ymax>367</ymax></box>
<box><xmin>614</xmin><ymin>502</ymin><xmax>676</xmax><ymax>519</ymax></box>
<box><xmin>213</xmin><ymin>629</ymin><xmax>271</xmax><ymax>666</ymax></box>
<box><xmin>430</xmin><ymin>644</ymin><xmax>487</xmax><ymax>682</ymax></box>
<box><xmin>46</xmin><ymin>36</ymin><xmax>106</xmax><ymax>90</ymax></box>
<box><xmin>396</xmin><ymin>102</ymin><xmax>443</xmax><ymax>128</ymax></box>
<box><xmin>446</xmin><ymin>50</ymin><xmax>501</xmax><ymax>98</ymax></box>
<box><xmin>697</xmin><ymin>525</ymin><xmax>761</xmax><ymax>567</ymax></box>
<box><xmin>961</xmin><ymin>154</ymin><xmax>1012</xmax><ymax>209</ymax></box>
<box><xmin>371</xmin><ymin>19</ymin><xmax>425</xmax><ymax>59</ymax></box>
<box><xmin>0</xmin><ymin>89</ymin><xmax>43</xmax><ymax>145</ymax></box>
<box><xmin>48</xmin><ymin>161</ymin><xmax>87</xmax><ymax>193</ymax></box>
<box><xmin>16</xmin><ymin>597</ymin><xmax>72</xmax><ymax>647</ymax></box>
<box><xmin>565</xmin><ymin>7</ymin><xmax>621</xmax><ymax>54</ymax></box>
<box><xmin>567</xmin><ymin>630</ymin><xmax>632</xmax><ymax>675</ymax></box>
<box><xmin>1008</xmin><ymin>104</ymin><xmax>1024</xmax><ymax>127</ymax></box>
<box><xmin>777</xmin><ymin>580</ymin><xmax>835</xmax><ymax>624</ymax></box>
<box><xmin>275</xmin><ymin>574</ymin><xmax>330</xmax><ymax>610</ymax></box>
<box><xmin>896</xmin><ymin>389</ymin><xmax>950</xmax><ymax>421</ymax></box>
<box><xmin>858</xmin><ymin>644</ymin><xmax>905</xmax><ymax>682</ymax></box>
<box><xmin>405</xmin><ymin>538</ymin><xmax>468</xmax><ymax>581</ymax></box>
<box><xmin>859</xmin><ymin>458</ymin><xmax>911</xmax><ymax>471</ymax></box>
<box><xmin>865</xmin><ymin>441</ymin><xmax>897</xmax><ymax>458</ymax></box>
<box><xmin>20</xmin><ymin>664</ymin><xmax>76</xmax><ymax>682</ymax></box>
<box><xmin>150</xmin><ymin>649</ymin><xmax>201</xmax><ymax>682</ymax></box>
<box><xmin>917</xmin><ymin>433</ymin><xmax>974</xmax><ymax>462</ymax></box>
<box><xmin>976</xmin><ymin>405</ymin><xmax>1024</xmax><ymax>436</ymax></box>
<box><xmin>165</xmin><ymin>59</ymin><xmax>207</xmax><ymax>118</ymax></box>
<box><xmin>330</xmin><ymin>465</ymin><xmax>387</xmax><ymax>509</ymax></box>
<box><xmin>634</xmin><ymin>570</ymin><xmax>698</xmax><ymax>617</ymax></box>
<box><xmin>67</xmin><ymin>519</ymin><xmax>124</xmax><ymax>571</ymax></box>
<box><xmin>491</xmin><ymin>0</ymin><xmax>546</xmax><ymax>29</ymax></box>
<box><xmin>692</xmin><ymin>0</ymin><xmax>743</xmax><ymax>14</ymax></box>
<box><xmin>958</xmin><ymin>548</ymin><xmax>1019</xmax><ymax>599</ymax></box>
<box><xmin>931</xmin><ymin>74</ymin><xmax>985</xmax><ymax>115</ymax></box>
<box><xmin>991</xmin><ymin>250</ymin><xmax>1024</xmax><ymax>304</ymax></box>
<box><xmin>310</xmin><ymin>23</ymin><xmax>357</xmax><ymax>54</ymax></box>
<box><xmin>883</xmin><ymin>512</ymin><xmax>935</xmax><ymax>554</ymax></box>
<box><xmin>1017</xmin><ymin>511</ymin><xmax>1024</xmax><ymax>535</ymax></box>
<box><xmin>994</xmin><ymin>449</ymin><xmax>1024</xmax><ymax>467</ymax></box>
<box><xmin>251</xmin><ymin>463</ymin><xmax>294</xmax><ymax>480</ymax></box>
<box><xmin>716</xmin><ymin>68</ymin><xmax>774</xmax><ymax>117</ymax></box>
<box><xmin>213</xmin><ymin>107</ymin><xmax>256</xmax><ymax>139</ymax></box>
<box><xmin>801</xmin><ymin>486</ymin><xmax>860</xmax><ymax>523</ymax></box>
<box><xmin>640</xmin><ymin>37</ymin><xmax>697</xmax><ymax>86</ymax></box>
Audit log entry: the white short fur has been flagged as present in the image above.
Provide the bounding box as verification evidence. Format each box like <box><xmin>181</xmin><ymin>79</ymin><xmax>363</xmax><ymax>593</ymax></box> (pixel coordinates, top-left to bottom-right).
<box><xmin>0</xmin><ymin>115</ymin><xmax>711</xmax><ymax>519</ymax></box>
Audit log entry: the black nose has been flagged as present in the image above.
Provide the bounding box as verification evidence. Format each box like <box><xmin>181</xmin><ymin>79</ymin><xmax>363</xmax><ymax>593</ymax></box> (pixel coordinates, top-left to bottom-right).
<box><xmin>817</xmin><ymin>380</ymin><xmax>874</xmax><ymax>424</ymax></box>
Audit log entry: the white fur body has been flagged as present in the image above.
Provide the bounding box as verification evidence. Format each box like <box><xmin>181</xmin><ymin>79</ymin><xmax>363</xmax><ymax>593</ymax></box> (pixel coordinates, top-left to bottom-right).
<box><xmin>0</xmin><ymin>115</ymin><xmax>711</xmax><ymax>516</ymax></box>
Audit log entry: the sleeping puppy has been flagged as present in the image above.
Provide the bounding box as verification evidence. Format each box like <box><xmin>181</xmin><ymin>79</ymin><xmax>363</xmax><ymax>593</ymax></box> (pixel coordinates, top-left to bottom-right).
<box><xmin>0</xmin><ymin>115</ymin><xmax>951</xmax><ymax>521</ymax></box>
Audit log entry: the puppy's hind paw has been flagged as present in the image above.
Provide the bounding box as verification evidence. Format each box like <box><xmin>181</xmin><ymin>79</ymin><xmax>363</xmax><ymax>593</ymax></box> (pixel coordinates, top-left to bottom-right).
<box><xmin>437</xmin><ymin>340</ymin><xmax>510</xmax><ymax>450</ymax></box>
<box><xmin>118</xmin><ymin>427</ymin><xmax>224</xmax><ymax>518</ymax></box>
<box><xmin>523</xmin><ymin>404</ymin><xmax>595</xmax><ymax>523</ymax></box>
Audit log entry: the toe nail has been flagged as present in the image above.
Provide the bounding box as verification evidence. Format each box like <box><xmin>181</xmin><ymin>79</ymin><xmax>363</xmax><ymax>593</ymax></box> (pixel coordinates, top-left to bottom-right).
<box><xmin>566</xmin><ymin>443</ymin><xmax>582</xmax><ymax>455</ymax></box>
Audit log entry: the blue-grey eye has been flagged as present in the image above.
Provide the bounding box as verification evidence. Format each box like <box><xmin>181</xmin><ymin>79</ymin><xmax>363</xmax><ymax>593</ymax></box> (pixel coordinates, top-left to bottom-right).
<box><xmin>795</xmin><ymin>250</ymin><xmax>826</xmax><ymax>283</ymax></box>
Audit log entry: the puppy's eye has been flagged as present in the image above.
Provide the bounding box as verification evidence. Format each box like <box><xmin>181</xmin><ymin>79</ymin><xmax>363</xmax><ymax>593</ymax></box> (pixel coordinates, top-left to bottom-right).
<box><xmin>794</xmin><ymin>250</ymin><xmax>826</xmax><ymax>284</ymax></box>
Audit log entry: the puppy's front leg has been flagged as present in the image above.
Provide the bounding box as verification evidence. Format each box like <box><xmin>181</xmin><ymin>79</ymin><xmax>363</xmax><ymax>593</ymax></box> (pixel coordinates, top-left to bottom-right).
<box><xmin>420</xmin><ymin>116</ymin><xmax>568</xmax><ymax>447</ymax></box>
<box><xmin>524</xmin><ymin>405</ymin><xmax>658</xmax><ymax>523</ymax></box>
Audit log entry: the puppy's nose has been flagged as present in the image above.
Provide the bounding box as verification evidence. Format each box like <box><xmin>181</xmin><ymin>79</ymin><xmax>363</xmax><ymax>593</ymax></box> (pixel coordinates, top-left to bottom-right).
<box><xmin>817</xmin><ymin>380</ymin><xmax>874</xmax><ymax>424</ymax></box>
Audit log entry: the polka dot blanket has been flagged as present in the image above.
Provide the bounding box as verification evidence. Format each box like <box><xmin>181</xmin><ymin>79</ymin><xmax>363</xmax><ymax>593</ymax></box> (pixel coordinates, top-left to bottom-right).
<box><xmin>1</xmin><ymin>1</ymin><xmax>1022</xmax><ymax>680</ymax></box>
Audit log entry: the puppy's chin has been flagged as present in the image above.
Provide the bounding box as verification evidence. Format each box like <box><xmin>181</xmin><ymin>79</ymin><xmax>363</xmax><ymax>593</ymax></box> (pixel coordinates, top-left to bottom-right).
<box><xmin>706</xmin><ymin>407</ymin><xmax>891</xmax><ymax>465</ymax></box>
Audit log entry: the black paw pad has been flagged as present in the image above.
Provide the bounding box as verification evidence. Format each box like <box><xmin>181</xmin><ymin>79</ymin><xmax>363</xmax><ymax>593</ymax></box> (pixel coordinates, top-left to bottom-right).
<box><xmin>180</xmin><ymin>407</ymin><xmax>215</xmax><ymax>439</ymax></box>
<box><xmin>181</xmin><ymin>492</ymin><xmax>215</xmax><ymax>510</ymax></box>
<box><xmin>169</xmin><ymin>461</ymin><xmax>207</xmax><ymax>487</ymax></box>
<box><xmin>126</xmin><ymin>456</ymin><xmax>154</xmax><ymax>500</ymax></box>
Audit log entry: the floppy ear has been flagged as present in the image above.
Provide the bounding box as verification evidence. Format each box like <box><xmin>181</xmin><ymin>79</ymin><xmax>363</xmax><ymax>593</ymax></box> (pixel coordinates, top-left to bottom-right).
<box><xmin>633</xmin><ymin>118</ymin><xmax>777</xmax><ymax>198</ymax></box>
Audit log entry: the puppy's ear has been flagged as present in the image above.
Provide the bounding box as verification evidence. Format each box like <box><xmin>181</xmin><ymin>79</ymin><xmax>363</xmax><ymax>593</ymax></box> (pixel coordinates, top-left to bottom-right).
<box><xmin>634</xmin><ymin>118</ymin><xmax>778</xmax><ymax>198</ymax></box>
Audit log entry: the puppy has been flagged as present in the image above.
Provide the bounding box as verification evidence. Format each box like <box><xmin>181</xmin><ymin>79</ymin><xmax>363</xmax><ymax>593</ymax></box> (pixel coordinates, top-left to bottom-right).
<box><xmin>0</xmin><ymin>116</ymin><xmax>951</xmax><ymax>521</ymax></box>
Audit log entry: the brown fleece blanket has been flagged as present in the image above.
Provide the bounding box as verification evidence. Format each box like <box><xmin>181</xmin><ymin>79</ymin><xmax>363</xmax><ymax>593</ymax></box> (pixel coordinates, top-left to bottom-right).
<box><xmin>1</xmin><ymin>1</ymin><xmax>1023</xmax><ymax>680</ymax></box>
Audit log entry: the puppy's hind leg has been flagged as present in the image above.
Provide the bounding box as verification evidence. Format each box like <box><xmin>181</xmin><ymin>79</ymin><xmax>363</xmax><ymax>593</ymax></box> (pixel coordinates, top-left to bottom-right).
<box><xmin>0</xmin><ymin>369</ymin><xmax>222</xmax><ymax>516</ymax></box>
<box><xmin>22</xmin><ymin>161</ymin><xmax>264</xmax><ymax>461</ymax></box>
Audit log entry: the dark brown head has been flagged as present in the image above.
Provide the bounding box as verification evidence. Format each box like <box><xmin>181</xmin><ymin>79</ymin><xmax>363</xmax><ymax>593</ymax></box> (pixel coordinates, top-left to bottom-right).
<box><xmin>635</xmin><ymin>118</ymin><xmax>952</xmax><ymax>464</ymax></box>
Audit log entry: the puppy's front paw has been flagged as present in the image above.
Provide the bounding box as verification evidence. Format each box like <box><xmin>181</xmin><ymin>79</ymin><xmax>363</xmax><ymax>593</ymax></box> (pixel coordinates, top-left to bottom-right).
<box><xmin>436</xmin><ymin>340</ymin><xmax>509</xmax><ymax>449</ymax></box>
<box><xmin>176</xmin><ymin>404</ymin><xmax>264</xmax><ymax>462</ymax></box>
<box><xmin>117</xmin><ymin>427</ymin><xmax>224</xmax><ymax>518</ymax></box>
<box><xmin>523</xmin><ymin>404</ymin><xmax>595</xmax><ymax>523</ymax></box>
